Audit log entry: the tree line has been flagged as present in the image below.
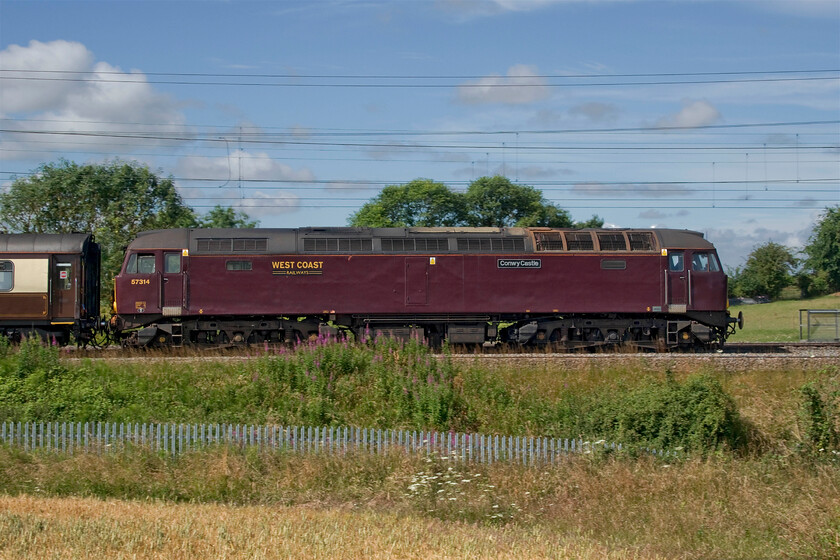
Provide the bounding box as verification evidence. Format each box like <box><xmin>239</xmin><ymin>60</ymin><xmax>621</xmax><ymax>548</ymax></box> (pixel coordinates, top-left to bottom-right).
<box><xmin>728</xmin><ymin>207</ymin><xmax>840</xmax><ymax>300</ymax></box>
<box><xmin>2</xmin><ymin>159</ymin><xmax>837</xmax><ymax>304</ymax></box>
<box><xmin>0</xmin><ymin>160</ymin><xmax>256</xmax><ymax>302</ymax></box>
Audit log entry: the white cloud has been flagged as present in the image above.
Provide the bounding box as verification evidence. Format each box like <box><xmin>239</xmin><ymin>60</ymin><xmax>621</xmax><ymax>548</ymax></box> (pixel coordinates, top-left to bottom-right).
<box><xmin>572</xmin><ymin>181</ymin><xmax>694</xmax><ymax>197</ymax></box>
<box><xmin>438</xmin><ymin>0</ymin><xmax>839</xmax><ymax>18</ymax></box>
<box><xmin>638</xmin><ymin>209</ymin><xmax>669</xmax><ymax>220</ymax></box>
<box><xmin>0</xmin><ymin>40</ymin><xmax>187</xmax><ymax>159</ymax></box>
<box><xmin>437</xmin><ymin>0</ymin><xmax>632</xmax><ymax>18</ymax></box>
<box><xmin>655</xmin><ymin>99</ymin><xmax>722</xmax><ymax>129</ymax></box>
<box><xmin>760</xmin><ymin>0</ymin><xmax>840</xmax><ymax>18</ymax></box>
<box><xmin>569</xmin><ymin>102</ymin><xmax>620</xmax><ymax>122</ymax></box>
<box><xmin>175</xmin><ymin>151</ymin><xmax>315</xmax><ymax>216</ymax></box>
<box><xmin>0</xmin><ymin>40</ymin><xmax>94</xmax><ymax>114</ymax></box>
<box><xmin>457</xmin><ymin>64</ymin><xmax>549</xmax><ymax>105</ymax></box>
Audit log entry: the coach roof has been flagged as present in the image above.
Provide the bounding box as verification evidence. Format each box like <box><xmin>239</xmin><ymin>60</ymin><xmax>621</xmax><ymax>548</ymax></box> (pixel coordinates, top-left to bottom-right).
<box><xmin>0</xmin><ymin>233</ymin><xmax>93</xmax><ymax>253</ymax></box>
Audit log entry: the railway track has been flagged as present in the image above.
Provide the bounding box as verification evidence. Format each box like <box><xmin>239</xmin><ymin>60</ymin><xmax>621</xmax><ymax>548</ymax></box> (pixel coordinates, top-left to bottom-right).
<box><xmin>60</xmin><ymin>341</ymin><xmax>840</xmax><ymax>363</ymax></box>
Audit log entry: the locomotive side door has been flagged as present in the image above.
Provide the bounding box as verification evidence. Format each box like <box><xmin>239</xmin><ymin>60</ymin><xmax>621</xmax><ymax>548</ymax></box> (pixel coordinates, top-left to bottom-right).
<box><xmin>161</xmin><ymin>251</ymin><xmax>185</xmax><ymax>316</ymax></box>
<box><xmin>665</xmin><ymin>250</ymin><xmax>688</xmax><ymax>313</ymax></box>
<box><xmin>405</xmin><ymin>257</ymin><xmax>429</xmax><ymax>306</ymax></box>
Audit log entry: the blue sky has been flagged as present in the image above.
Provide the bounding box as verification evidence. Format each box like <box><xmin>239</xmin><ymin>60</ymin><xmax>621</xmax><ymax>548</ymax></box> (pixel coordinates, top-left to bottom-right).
<box><xmin>1</xmin><ymin>0</ymin><xmax>838</xmax><ymax>268</ymax></box>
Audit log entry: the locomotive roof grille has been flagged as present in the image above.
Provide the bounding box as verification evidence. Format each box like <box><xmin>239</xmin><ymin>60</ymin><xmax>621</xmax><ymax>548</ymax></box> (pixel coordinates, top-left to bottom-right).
<box><xmin>533</xmin><ymin>230</ymin><xmax>660</xmax><ymax>252</ymax></box>
<box><xmin>628</xmin><ymin>232</ymin><xmax>656</xmax><ymax>251</ymax></box>
<box><xmin>597</xmin><ymin>232</ymin><xmax>628</xmax><ymax>251</ymax></box>
<box><xmin>566</xmin><ymin>232</ymin><xmax>595</xmax><ymax>251</ymax></box>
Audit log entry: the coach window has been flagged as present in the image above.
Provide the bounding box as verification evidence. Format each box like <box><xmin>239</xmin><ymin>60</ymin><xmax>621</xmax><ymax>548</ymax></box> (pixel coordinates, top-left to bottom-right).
<box><xmin>56</xmin><ymin>263</ymin><xmax>72</xmax><ymax>290</ymax></box>
<box><xmin>164</xmin><ymin>252</ymin><xmax>181</xmax><ymax>274</ymax></box>
<box><xmin>668</xmin><ymin>251</ymin><xmax>684</xmax><ymax>272</ymax></box>
<box><xmin>0</xmin><ymin>261</ymin><xmax>12</xmax><ymax>292</ymax></box>
<box><xmin>126</xmin><ymin>253</ymin><xmax>156</xmax><ymax>274</ymax></box>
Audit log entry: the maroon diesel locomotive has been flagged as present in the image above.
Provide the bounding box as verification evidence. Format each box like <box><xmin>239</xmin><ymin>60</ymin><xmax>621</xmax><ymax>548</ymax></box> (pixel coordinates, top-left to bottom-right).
<box><xmin>0</xmin><ymin>233</ymin><xmax>101</xmax><ymax>345</ymax></box>
<box><xmin>112</xmin><ymin>227</ymin><xmax>741</xmax><ymax>350</ymax></box>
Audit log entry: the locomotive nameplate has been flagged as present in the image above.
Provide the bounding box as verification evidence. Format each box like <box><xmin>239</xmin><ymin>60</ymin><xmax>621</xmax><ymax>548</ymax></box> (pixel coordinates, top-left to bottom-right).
<box><xmin>272</xmin><ymin>260</ymin><xmax>324</xmax><ymax>276</ymax></box>
<box><xmin>497</xmin><ymin>259</ymin><xmax>541</xmax><ymax>269</ymax></box>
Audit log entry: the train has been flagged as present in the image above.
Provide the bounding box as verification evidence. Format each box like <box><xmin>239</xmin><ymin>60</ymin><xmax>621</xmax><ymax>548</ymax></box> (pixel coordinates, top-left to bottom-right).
<box><xmin>1</xmin><ymin>226</ymin><xmax>743</xmax><ymax>351</ymax></box>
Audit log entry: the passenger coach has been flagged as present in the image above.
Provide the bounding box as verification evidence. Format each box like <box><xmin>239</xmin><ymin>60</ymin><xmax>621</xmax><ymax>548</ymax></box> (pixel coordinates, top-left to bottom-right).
<box><xmin>112</xmin><ymin>227</ymin><xmax>739</xmax><ymax>350</ymax></box>
<box><xmin>0</xmin><ymin>233</ymin><xmax>101</xmax><ymax>344</ymax></box>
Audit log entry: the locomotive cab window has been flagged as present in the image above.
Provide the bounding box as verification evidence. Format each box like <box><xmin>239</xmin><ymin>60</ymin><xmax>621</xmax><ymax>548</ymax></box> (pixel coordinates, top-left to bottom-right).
<box><xmin>164</xmin><ymin>252</ymin><xmax>181</xmax><ymax>274</ymax></box>
<box><xmin>668</xmin><ymin>251</ymin><xmax>684</xmax><ymax>272</ymax></box>
<box><xmin>126</xmin><ymin>253</ymin><xmax>156</xmax><ymax>274</ymax></box>
<box><xmin>691</xmin><ymin>252</ymin><xmax>720</xmax><ymax>272</ymax></box>
<box><xmin>0</xmin><ymin>261</ymin><xmax>12</xmax><ymax>292</ymax></box>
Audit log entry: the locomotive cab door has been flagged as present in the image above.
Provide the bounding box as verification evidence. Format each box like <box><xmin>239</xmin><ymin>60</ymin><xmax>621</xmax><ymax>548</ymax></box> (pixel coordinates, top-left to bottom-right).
<box><xmin>161</xmin><ymin>251</ymin><xmax>185</xmax><ymax>316</ymax></box>
<box><xmin>122</xmin><ymin>252</ymin><xmax>160</xmax><ymax>315</ymax></box>
<box><xmin>687</xmin><ymin>251</ymin><xmax>725</xmax><ymax>310</ymax></box>
<box><xmin>665</xmin><ymin>250</ymin><xmax>688</xmax><ymax>313</ymax></box>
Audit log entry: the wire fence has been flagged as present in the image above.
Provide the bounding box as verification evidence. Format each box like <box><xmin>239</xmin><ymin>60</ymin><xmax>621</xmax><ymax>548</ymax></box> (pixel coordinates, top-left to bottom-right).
<box><xmin>0</xmin><ymin>421</ymin><xmax>679</xmax><ymax>464</ymax></box>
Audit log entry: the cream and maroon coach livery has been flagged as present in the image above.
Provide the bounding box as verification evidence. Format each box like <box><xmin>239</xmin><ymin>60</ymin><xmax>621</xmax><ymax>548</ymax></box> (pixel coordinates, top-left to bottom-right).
<box><xmin>0</xmin><ymin>233</ymin><xmax>100</xmax><ymax>344</ymax></box>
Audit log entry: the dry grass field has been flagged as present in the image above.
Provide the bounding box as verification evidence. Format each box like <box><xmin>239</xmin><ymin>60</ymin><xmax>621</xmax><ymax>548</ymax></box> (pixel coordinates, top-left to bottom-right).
<box><xmin>0</xmin><ymin>494</ymin><xmax>637</xmax><ymax>560</ymax></box>
<box><xmin>0</xmin><ymin>448</ymin><xmax>837</xmax><ymax>559</ymax></box>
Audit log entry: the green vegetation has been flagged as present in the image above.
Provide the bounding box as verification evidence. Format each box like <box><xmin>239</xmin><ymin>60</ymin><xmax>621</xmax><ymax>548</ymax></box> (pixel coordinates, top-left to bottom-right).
<box><xmin>728</xmin><ymin>293</ymin><xmax>839</xmax><ymax>342</ymax></box>
<box><xmin>348</xmin><ymin>175</ymin><xmax>602</xmax><ymax>228</ymax></box>
<box><xmin>0</xmin><ymin>337</ymin><xmax>752</xmax><ymax>453</ymax></box>
<box><xmin>0</xmin><ymin>337</ymin><xmax>838</xmax><ymax>558</ymax></box>
<box><xmin>726</xmin><ymin>205</ymin><xmax>840</xmax><ymax>299</ymax></box>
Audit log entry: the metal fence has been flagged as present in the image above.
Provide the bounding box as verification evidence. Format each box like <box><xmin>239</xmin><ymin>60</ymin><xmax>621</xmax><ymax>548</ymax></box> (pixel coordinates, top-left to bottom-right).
<box><xmin>799</xmin><ymin>309</ymin><xmax>840</xmax><ymax>342</ymax></box>
<box><xmin>0</xmin><ymin>421</ymin><xmax>671</xmax><ymax>465</ymax></box>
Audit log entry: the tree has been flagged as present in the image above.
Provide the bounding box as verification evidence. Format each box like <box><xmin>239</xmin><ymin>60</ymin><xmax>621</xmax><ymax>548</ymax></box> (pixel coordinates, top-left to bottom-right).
<box><xmin>198</xmin><ymin>205</ymin><xmax>259</xmax><ymax>228</ymax></box>
<box><xmin>349</xmin><ymin>176</ymin><xmax>602</xmax><ymax>229</ymax></box>
<box><xmin>348</xmin><ymin>179</ymin><xmax>466</xmax><ymax>227</ymax></box>
<box><xmin>0</xmin><ymin>159</ymin><xmax>253</xmax><ymax>305</ymax></box>
<box><xmin>465</xmin><ymin>176</ymin><xmax>572</xmax><ymax>227</ymax></box>
<box><xmin>734</xmin><ymin>241</ymin><xmax>797</xmax><ymax>299</ymax></box>
<box><xmin>803</xmin><ymin>206</ymin><xmax>840</xmax><ymax>295</ymax></box>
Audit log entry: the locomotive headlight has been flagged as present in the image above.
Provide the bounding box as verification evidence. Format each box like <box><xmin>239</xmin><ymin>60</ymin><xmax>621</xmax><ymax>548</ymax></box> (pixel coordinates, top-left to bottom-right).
<box><xmin>682</xmin><ymin>332</ymin><xmax>690</xmax><ymax>340</ymax></box>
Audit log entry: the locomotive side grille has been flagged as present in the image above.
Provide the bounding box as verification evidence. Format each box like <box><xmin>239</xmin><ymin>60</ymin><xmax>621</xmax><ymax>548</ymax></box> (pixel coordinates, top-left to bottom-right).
<box><xmin>381</xmin><ymin>238</ymin><xmax>413</xmax><ymax>252</ymax></box>
<box><xmin>456</xmin><ymin>238</ymin><xmax>525</xmax><ymax>252</ymax></box>
<box><xmin>197</xmin><ymin>238</ymin><xmax>231</xmax><ymax>252</ymax></box>
<box><xmin>597</xmin><ymin>232</ymin><xmax>627</xmax><ymax>251</ymax></box>
<box><xmin>233</xmin><ymin>238</ymin><xmax>267</xmax><ymax>252</ymax></box>
<box><xmin>415</xmin><ymin>238</ymin><xmax>449</xmax><ymax>251</ymax></box>
<box><xmin>303</xmin><ymin>238</ymin><xmax>373</xmax><ymax>252</ymax></box>
<box><xmin>381</xmin><ymin>238</ymin><xmax>448</xmax><ymax>252</ymax></box>
<box><xmin>628</xmin><ymin>232</ymin><xmax>655</xmax><ymax>251</ymax></box>
<box><xmin>197</xmin><ymin>238</ymin><xmax>267</xmax><ymax>253</ymax></box>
